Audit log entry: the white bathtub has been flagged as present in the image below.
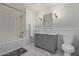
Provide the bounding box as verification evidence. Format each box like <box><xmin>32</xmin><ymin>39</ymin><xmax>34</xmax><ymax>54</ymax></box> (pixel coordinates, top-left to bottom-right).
<box><xmin>0</xmin><ymin>38</ymin><xmax>30</xmax><ymax>56</ymax></box>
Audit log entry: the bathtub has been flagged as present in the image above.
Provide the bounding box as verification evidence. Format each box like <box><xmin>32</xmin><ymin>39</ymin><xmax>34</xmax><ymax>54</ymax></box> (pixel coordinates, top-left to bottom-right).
<box><xmin>0</xmin><ymin>38</ymin><xmax>30</xmax><ymax>56</ymax></box>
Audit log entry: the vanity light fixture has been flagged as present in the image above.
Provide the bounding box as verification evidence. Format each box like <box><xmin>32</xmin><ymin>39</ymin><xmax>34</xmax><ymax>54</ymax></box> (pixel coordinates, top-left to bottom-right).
<box><xmin>38</xmin><ymin>17</ymin><xmax>42</xmax><ymax>21</ymax></box>
<box><xmin>54</xmin><ymin>11</ymin><xmax>58</xmax><ymax>18</ymax></box>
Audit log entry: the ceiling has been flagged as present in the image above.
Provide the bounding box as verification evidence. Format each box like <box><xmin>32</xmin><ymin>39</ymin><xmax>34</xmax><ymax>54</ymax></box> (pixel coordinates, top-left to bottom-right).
<box><xmin>26</xmin><ymin>3</ymin><xmax>49</xmax><ymax>13</ymax></box>
<box><xmin>5</xmin><ymin>3</ymin><xmax>51</xmax><ymax>13</ymax></box>
<box><xmin>25</xmin><ymin>3</ymin><xmax>67</xmax><ymax>14</ymax></box>
<box><xmin>4</xmin><ymin>3</ymin><xmax>74</xmax><ymax>14</ymax></box>
<box><xmin>5</xmin><ymin>3</ymin><xmax>26</xmax><ymax>13</ymax></box>
<box><xmin>5</xmin><ymin>3</ymin><xmax>58</xmax><ymax>14</ymax></box>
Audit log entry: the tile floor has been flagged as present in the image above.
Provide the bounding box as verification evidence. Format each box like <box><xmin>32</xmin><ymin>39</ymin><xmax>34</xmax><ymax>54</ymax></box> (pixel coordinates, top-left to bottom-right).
<box><xmin>21</xmin><ymin>43</ymin><xmax>62</xmax><ymax>56</ymax></box>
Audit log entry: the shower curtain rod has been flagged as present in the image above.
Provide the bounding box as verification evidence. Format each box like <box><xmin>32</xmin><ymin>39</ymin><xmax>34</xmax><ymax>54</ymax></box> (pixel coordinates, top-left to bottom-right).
<box><xmin>0</xmin><ymin>3</ymin><xmax>26</xmax><ymax>14</ymax></box>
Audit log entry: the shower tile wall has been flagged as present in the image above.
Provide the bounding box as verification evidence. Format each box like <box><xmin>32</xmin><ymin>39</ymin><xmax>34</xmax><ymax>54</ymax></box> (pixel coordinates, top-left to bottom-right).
<box><xmin>0</xmin><ymin>4</ymin><xmax>26</xmax><ymax>43</ymax></box>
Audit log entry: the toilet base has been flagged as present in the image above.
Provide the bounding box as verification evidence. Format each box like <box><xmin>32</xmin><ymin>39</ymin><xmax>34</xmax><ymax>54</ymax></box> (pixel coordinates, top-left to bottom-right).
<box><xmin>64</xmin><ymin>52</ymin><xmax>71</xmax><ymax>56</ymax></box>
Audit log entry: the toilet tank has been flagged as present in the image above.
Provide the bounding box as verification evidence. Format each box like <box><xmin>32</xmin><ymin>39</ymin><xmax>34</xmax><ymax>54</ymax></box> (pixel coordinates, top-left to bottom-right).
<box><xmin>63</xmin><ymin>34</ymin><xmax>74</xmax><ymax>44</ymax></box>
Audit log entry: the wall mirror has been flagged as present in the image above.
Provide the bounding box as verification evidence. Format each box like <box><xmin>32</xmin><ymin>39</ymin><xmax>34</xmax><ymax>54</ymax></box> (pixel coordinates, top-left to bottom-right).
<box><xmin>43</xmin><ymin>13</ymin><xmax>53</xmax><ymax>29</ymax></box>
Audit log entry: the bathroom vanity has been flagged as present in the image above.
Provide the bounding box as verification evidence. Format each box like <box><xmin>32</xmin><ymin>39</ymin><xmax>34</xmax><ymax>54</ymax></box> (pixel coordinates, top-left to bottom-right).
<box><xmin>35</xmin><ymin>32</ymin><xmax>59</xmax><ymax>53</ymax></box>
<box><xmin>34</xmin><ymin>28</ymin><xmax>75</xmax><ymax>55</ymax></box>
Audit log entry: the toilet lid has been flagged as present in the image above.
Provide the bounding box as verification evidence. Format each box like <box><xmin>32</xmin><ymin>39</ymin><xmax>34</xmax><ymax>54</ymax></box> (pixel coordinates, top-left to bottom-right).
<box><xmin>62</xmin><ymin>44</ymin><xmax>74</xmax><ymax>50</ymax></box>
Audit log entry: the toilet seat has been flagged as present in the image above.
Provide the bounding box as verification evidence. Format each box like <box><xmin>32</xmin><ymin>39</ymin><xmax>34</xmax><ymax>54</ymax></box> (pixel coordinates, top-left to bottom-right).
<box><xmin>62</xmin><ymin>44</ymin><xmax>75</xmax><ymax>53</ymax></box>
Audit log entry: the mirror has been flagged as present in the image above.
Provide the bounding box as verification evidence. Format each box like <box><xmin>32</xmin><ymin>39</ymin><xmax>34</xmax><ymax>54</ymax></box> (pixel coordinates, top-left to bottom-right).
<box><xmin>43</xmin><ymin>13</ymin><xmax>53</xmax><ymax>29</ymax></box>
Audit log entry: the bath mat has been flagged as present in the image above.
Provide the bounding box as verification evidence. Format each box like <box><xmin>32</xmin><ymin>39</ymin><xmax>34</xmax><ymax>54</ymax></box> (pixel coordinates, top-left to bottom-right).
<box><xmin>2</xmin><ymin>48</ymin><xmax>27</xmax><ymax>56</ymax></box>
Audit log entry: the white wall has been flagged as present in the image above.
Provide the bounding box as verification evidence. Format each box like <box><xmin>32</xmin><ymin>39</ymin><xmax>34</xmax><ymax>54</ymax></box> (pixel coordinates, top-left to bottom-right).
<box><xmin>0</xmin><ymin>4</ymin><xmax>26</xmax><ymax>44</ymax></box>
<box><xmin>36</xmin><ymin>4</ymin><xmax>79</xmax><ymax>29</ymax></box>
<box><xmin>26</xmin><ymin>8</ymin><xmax>37</xmax><ymax>36</ymax></box>
<box><xmin>35</xmin><ymin>4</ymin><xmax>79</xmax><ymax>41</ymax></box>
<box><xmin>52</xmin><ymin>4</ymin><xmax>79</xmax><ymax>28</ymax></box>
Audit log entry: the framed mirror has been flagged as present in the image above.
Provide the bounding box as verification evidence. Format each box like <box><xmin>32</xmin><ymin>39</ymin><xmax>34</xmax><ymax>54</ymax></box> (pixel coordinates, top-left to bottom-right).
<box><xmin>43</xmin><ymin>13</ymin><xmax>53</xmax><ymax>29</ymax></box>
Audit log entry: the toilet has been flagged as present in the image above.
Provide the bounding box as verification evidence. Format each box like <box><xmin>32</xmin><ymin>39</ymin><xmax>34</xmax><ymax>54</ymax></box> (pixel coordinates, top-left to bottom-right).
<box><xmin>62</xmin><ymin>34</ymin><xmax>75</xmax><ymax>56</ymax></box>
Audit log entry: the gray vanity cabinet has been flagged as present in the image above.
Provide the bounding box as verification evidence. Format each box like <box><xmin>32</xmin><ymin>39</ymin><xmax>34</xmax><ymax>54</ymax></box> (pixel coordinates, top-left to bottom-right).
<box><xmin>35</xmin><ymin>33</ymin><xmax>58</xmax><ymax>53</ymax></box>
